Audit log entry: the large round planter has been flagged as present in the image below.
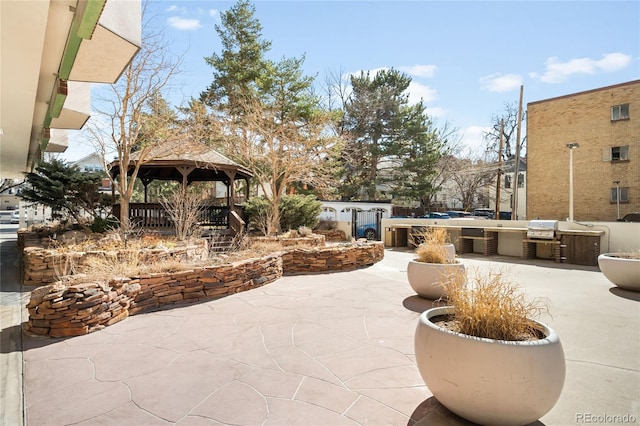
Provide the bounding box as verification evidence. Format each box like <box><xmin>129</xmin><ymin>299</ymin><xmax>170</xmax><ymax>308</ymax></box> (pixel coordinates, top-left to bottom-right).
<box><xmin>415</xmin><ymin>306</ymin><xmax>566</xmax><ymax>426</ymax></box>
<box><xmin>598</xmin><ymin>253</ymin><xmax>640</xmax><ymax>292</ymax></box>
<box><xmin>407</xmin><ymin>260</ymin><xmax>465</xmax><ymax>300</ymax></box>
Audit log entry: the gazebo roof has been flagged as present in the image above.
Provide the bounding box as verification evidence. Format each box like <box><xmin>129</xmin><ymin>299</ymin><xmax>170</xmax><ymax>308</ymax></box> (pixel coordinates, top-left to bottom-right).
<box><xmin>108</xmin><ymin>137</ymin><xmax>253</xmax><ymax>184</ymax></box>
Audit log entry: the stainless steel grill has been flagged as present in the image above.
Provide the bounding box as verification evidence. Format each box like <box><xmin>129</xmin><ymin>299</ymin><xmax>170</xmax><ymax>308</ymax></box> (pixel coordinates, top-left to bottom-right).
<box><xmin>527</xmin><ymin>220</ymin><xmax>558</xmax><ymax>240</ymax></box>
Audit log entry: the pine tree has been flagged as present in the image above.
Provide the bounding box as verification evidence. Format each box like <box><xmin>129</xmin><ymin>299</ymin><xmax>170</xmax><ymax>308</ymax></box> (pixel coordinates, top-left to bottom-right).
<box><xmin>22</xmin><ymin>159</ymin><xmax>110</xmax><ymax>222</ymax></box>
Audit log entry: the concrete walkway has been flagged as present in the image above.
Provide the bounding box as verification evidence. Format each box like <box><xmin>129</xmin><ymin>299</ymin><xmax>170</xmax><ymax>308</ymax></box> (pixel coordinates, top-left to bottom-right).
<box><xmin>0</xmin><ymin>224</ymin><xmax>29</xmax><ymax>426</ymax></box>
<box><xmin>2</xmin><ymin>228</ymin><xmax>639</xmax><ymax>425</ymax></box>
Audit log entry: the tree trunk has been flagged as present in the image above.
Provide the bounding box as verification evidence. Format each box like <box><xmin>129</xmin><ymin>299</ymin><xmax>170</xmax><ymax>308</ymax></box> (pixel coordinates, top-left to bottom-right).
<box><xmin>120</xmin><ymin>197</ymin><xmax>130</xmax><ymax>232</ymax></box>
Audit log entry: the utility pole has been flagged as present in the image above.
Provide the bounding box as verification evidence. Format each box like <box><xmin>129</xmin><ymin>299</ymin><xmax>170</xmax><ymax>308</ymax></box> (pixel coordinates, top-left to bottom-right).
<box><xmin>495</xmin><ymin>119</ymin><xmax>504</xmax><ymax>219</ymax></box>
<box><xmin>512</xmin><ymin>85</ymin><xmax>523</xmax><ymax>220</ymax></box>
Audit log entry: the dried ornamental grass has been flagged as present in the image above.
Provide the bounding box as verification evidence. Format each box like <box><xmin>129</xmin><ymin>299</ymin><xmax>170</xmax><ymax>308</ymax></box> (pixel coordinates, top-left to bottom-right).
<box><xmin>442</xmin><ymin>269</ymin><xmax>549</xmax><ymax>341</ymax></box>
<box><xmin>614</xmin><ymin>249</ymin><xmax>640</xmax><ymax>260</ymax></box>
<box><xmin>415</xmin><ymin>244</ymin><xmax>450</xmax><ymax>264</ymax></box>
<box><xmin>413</xmin><ymin>227</ymin><xmax>454</xmax><ymax>264</ymax></box>
<box><xmin>411</xmin><ymin>227</ymin><xmax>450</xmax><ymax>247</ymax></box>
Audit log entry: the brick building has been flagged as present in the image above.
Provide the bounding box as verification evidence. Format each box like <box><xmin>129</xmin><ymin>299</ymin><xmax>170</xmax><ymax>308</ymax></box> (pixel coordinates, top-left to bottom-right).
<box><xmin>527</xmin><ymin>80</ymin><xmax>640</xmax><ymax>221</ymax></box>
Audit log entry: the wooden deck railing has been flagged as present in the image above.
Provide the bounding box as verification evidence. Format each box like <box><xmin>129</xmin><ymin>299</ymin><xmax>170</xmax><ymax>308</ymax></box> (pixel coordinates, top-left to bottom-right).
<box><xmin>113</xmin><ymin>203</ymin><xmax>241</xmax><ymax>230</ymax></box>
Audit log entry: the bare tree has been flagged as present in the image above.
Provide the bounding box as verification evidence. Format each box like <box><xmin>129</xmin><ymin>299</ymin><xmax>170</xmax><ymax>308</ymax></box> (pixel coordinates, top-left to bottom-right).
<box><xmin>212</xmin><ymin>96</ymin><xmax>339</xmax><ymax>234</ymax></box>
<box><xmin>448</xmin><ymin>154</ymin><xmax>498</xmax><ymax>210</ymax></box>
<box><xmin>87</xmin><ymin>7</ymin><xmax>182</xmax><ymax>231</ymax></box>
<box><xmin>160</xmin><ymin>186</ymin><xmax>207</xmax><ymax>241</ymax></box>
<box><xmin>482</xmin><ymin>102</ymin><xmax>527</xmax><ymax>161</ymax></box>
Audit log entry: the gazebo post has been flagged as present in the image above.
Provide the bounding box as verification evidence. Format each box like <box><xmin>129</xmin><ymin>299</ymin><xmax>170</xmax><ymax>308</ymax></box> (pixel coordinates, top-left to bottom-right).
<box><xmin>141</xmin><ymin>178</ymin><xmax>153</xmax><ymax>203</ymax></box>
<box><xmin>224</xmin><ymin>170</ymin><xmax>237</xmax><ymax>213</ymax></box>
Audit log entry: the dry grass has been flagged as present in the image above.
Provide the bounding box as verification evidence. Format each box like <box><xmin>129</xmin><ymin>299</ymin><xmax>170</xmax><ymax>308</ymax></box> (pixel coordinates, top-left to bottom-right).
<box><xmin>411</xmin><ymin>227</ymin><xmax>450</xmax><ymax>246</ymax></box>
<box><xmin>412</xmin><ymin>227</ymin><xmax>454</xmax><ymax>264</ymax></box>
<box><xmin>614</xmin><ymin>249</ymin><xmax>640</xmax><ymax>259</ymax></box>
<box><xmin>79</xmin><ymin>249</ymin><xmax>196</xmax><ymax>278</ymax></box>
<box><xmin>415</xmin><ymin>244</ymin><xmax>451</xmax><ymax>264</ymax></box>
<box><xmin>442</xmin><ymin>268</ymin><xmax>549</xmax><ymax>341</ymax></box>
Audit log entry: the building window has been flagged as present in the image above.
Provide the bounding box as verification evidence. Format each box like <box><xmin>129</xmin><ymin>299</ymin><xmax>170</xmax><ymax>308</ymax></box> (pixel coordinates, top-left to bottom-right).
<box><xmin>602</xmin><ymin>145</ymin><xmax>629</xmax><ymax>162</ymax></box>
<box><xmin>611</xmin><ymin>104</ymin><xmax>629</xmax><ymax>121</ymax></box>
<box><xmin>610</xmin><ymin>187</ymin><xmax>629</xmax><ymax>203</ymax></box>
<box><xmin>505</xmin><ymin>173</ymin><xmax>524</xmax><ymax>188</ymax></box>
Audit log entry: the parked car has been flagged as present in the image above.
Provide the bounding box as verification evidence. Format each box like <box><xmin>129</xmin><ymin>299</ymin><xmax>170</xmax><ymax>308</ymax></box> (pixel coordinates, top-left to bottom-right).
<box><xmin>618</xmin><ymin>212</ymin><xmax>640</xmax><ymax>222</ymax></box>
<box><xmin>356</xmin><ymin>223</ymin><xmax>378</xmax><ymax>240</ymax></box>
<box><xmin>10</xmin><ymin>210</ymin><xmax>24</xmax><ymax>224</ymax></box>
<box><xmin>472</xmin><ymin>208</ymin><xmax>495</xmax><ymax>219</ymax></box>
<box><xmin>422</xmin><ymin>212</ymin><xmax>450</xmax><ymax>219</ymax></box>
<box><xmin>445</xmin><ymin>211</ymin><xmax>473</xmax><ymax>218</ymax></box>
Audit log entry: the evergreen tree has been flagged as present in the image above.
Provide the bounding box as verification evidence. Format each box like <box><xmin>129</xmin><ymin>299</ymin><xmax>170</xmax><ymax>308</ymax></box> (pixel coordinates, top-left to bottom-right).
<box><xmin>22</xmin><ymin>159</ymin><xmax>110</xmax><ymax>222</ymax></box>
<box><xmin>339</xmin><ymin>68</ymin><xmax>411</xmax><ymax>200</ymax></box>
<box><xmin>200</xmin><ymin>0</ymin><xmax>338</xmax><ymax>234</ymax></box>
<box><xmin>200</xmin><ymin>0</ymin><xmax>271</xmax><ymax>114</ymax></box>
<box><xmin>384</xmin><ymin>101</ymin><xmax>444</xmax><ymax>205</ymax></box>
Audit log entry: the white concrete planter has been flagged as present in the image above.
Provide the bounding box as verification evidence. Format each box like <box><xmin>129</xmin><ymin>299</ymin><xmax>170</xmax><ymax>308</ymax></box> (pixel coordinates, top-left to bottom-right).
<box><xmin>415</xmin><ymin>306</ymin><xmax>566</xmax><ymax>426</ymax></box>
<box><xmin>598</xmin><ymin>253</ymin><xmax>640</xmax><ymax>292</ymax></box>
<box><xmin>407</xmin><ymin>259</ymin><xmax>465</xmax><ymax>300</ymax></box>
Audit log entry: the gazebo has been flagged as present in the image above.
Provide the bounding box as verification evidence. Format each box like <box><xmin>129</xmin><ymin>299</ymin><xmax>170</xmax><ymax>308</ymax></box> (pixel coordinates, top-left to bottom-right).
<box><xmin>108</xmin><ymin>137</ymin><xmax>253</xmax><ymax>235</ymax></box>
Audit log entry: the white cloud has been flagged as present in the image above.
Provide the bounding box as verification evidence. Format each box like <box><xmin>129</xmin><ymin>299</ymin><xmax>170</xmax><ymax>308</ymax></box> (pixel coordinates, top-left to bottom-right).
<box><xmin>209</xmin><ymin>9</ymin><xmax>219</xmax><ymax>19</ymax></box>
<box><xmin>530</xmin><ymin>52</ymin><xmax>632</xmax><ymax>83</ymax></box>
<box><xmin>166</xmin><ymin>5</ymin><xmax>187</xmax><ymax>14</ymax></box>
<box><xmin>167</xmin><ymin>16</ymin><xmax>202</xmax><ymax>31</ymax></box>
<box><xmin>460</xmin><ymin>126</ymin><xmax>491</xmax><ymax>152</ymax></box>
<box><xmin>407</xmin><ymin>81</ymin><xmax>437</xmax><ymax>104</ymax></box>
<box><xmin>399</xmin><ymin>64</ymin><xmax>437</xmax><ymax>78</ymax></box>
<box><xmin>479</xmin><ymin>73</ymin><xmax>522</xmax><ymax>92</ymax></box>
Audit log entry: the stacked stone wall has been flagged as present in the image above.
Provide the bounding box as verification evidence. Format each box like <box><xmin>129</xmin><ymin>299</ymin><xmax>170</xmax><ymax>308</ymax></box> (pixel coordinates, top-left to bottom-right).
<box><xmin>24</xmin><ymin>242</ymin><xmax>384</xmax><ymax>338</ymax></box>
<box><xmin>20</xmin><ymin>238</ymin><xmax>209</xmax><ymax>286</ymax></box>
<box><xmin>25</xmin><ymin>254</ymin><xmax>283</xmax><ymax>337</ymax></box>
<box><xmin>252</xmin><ymin>234</ymin><xmax>326</xmax><ymax>247</ymax></box>
<box><xmin>282</xmin><ymin>242</ymin><xmax>384</xmax><ymax>274</ymax></box>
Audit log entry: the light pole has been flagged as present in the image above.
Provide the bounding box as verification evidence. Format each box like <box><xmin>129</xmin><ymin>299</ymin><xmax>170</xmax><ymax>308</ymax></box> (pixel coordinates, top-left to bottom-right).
<box><xmin>613</xmin><ymin>180</ymin><xmax>621</xmax><ymax>220</ymax></box>
<box><xmin>566</xmin><ymin>143</ymin><xmax>580</xmax><ymax>221</ymax></box>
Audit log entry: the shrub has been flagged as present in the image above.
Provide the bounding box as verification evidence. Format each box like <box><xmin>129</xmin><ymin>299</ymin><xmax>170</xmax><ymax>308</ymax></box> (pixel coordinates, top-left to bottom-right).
<box><xmin>243</xmin><ymin>197</ymin><xmax>272</xmax><ymax>235</ymax></box>
<box><xmin>443</xmin><ymin>269</ymin><xmax>548</xmax><ymax>341</ymax></box>
<box><xmin>244</xmin><ymin>195</ymin><xmax>321</xmax><ymax>235</ymax></box>
<box><xmin>89</xmin><ymin>216</ymin><xmax>119</xmax><ymax>233</ymax></box>
<box><xmin>279</xmin><ymin>194</ymin><xmax>321</xmax><ymax>231</ymax></box>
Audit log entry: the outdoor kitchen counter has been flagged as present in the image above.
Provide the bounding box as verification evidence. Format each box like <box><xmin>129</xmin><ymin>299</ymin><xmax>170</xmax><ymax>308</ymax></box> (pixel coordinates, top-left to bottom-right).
<box><xmin>385</xmin><ymin>223</ymin><xmax>604</xmax><ymax>265</ymax></box>
<box><xmin>556</xmin><ymin>229</ymin><xmax>605</xmax><ymax>236</ymax></box>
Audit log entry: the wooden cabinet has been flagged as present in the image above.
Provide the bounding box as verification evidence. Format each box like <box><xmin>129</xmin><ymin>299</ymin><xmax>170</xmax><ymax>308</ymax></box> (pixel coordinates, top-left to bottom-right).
<box><xmin>560</xmin><ymin>234</ymin><xmax>601</xmax><ymax>266</ymax></box>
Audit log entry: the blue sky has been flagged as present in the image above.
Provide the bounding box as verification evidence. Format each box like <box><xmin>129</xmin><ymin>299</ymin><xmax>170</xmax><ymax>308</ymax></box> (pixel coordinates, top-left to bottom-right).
<box><xmin>65</xmin><ymin>0</ymin><xmax>639</xmax><ymax>161</ymax></box>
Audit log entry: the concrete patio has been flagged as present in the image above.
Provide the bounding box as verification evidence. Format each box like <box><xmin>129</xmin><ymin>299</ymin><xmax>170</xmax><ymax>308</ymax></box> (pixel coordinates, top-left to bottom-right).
<box><xmin>1</xmin><ymin>224</ymin><xmax>639</xmax><ymax>425</ymax></box>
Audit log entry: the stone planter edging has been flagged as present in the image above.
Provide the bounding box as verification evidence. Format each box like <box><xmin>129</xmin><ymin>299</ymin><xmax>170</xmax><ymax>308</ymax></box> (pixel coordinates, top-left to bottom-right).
<box><xmin>20</xmin><ymin>237</ymin><xmax>209</xmax><ymax>287</ymax></box>
<box><xmin>24</xmin><ymin>242</ymin><xmax>384</xmax><ymax>338</ymax></box>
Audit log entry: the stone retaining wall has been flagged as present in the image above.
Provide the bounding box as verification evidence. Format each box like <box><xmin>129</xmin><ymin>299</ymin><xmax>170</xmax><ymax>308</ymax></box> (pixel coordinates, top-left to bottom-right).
<box><xmin>282</xmin><ymin>241</ymin><xmax>384</xmax><ymax>274</ymax></box>
<box><xmin>252</xmin><ymin>234</ymin><xmax>326</xmax><ymax>247</ymax></box>
<box><xmin>20</xmin><ymin>238</ymin><xmax>209</xmax><ymax>286</ymax></box>
<box><xmin>24</xmin><ymin>242</ymin><xmax>384</xmax><ymax>338</ymax></box>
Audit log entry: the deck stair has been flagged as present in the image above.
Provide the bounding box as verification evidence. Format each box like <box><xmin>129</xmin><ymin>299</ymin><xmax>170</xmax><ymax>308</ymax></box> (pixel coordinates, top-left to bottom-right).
<box><xmin>204</xmin><ymin>229</ymin><xmax>239</xmax><ymax>254</ymax></box>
